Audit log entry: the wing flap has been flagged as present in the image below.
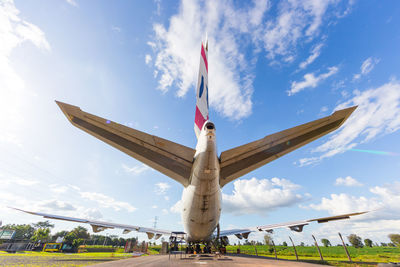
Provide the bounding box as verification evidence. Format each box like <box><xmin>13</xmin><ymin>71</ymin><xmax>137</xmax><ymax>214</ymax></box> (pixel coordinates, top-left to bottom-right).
<box><xmin>56</xmin><ymin>101</ymin><xmax>195</xmax><ymax>186</ymax></box>
<box><xmin>219</xmin><ymin>106</ymin><xmax>357</xmax><ymax>187</ymax></box>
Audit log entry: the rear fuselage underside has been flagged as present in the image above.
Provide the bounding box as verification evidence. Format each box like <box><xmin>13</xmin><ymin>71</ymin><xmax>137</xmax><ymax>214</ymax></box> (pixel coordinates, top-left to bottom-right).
<box><xmin>182</xmin><ymin>122</ymin><xmax>221</xmax><ymax>242</ymax></box>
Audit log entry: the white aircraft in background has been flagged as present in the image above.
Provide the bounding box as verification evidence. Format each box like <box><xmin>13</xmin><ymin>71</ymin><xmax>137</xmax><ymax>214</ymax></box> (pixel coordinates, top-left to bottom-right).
<box><xmin>14</xmin><ymin>40</ymin><xmax>366</xmax><ymax>245</ymax></box>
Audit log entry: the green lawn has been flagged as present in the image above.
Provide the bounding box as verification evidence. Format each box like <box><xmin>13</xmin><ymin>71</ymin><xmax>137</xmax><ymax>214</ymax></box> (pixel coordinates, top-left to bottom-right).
<box><xmin>226</xmin><ymin>245</ymin><xmax>400</xmax><ymax>263</ymax></box>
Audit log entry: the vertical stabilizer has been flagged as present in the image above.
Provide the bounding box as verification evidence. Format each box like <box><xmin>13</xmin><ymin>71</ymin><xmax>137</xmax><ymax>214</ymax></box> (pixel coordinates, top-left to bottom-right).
<box><xmin>194</xmin><ymin>39</ymin><xmax>209</xmax><ymax>138</ymax></box>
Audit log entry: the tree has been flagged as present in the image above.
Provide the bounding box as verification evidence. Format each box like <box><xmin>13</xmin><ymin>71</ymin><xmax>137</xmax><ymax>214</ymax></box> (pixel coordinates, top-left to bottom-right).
<box><xmin>264</xmin><ymin>234</ymin><xmax>272</xmax><ymax>246</ymax></box>
<box><xmin>71</xmin><ymin>226</ymin><xmax>90</xmax><ymax>239</ymax></box>
<box><xmin>348</xmin><ymin>234</ymin><xmax>363</xmax><ymax>248</ymax></box>
<box><xmin>72</xmin><ymin>238</ymin><xmax>84</xmax><ymax>248</ymax></box>
<box><xmin>64</xmin><ymin>231</ymin><xmax>78</xmax><ymax>244</ymax></box>
<box><xmin>31</xmin><ymin>228</ymin><xmax>51</xmax><ymax>242</ymax></box>
<box><xmin>32</xmin><ymin>221</ymin><xmax>54</xmax><ymax>230</ymax></box>
<box><xmin>364</xmin><ymin>238</ymin><xmax>373</xmax><ymax>247</ymax></box>
<box><xmin>300</xmin><ymin>242</ymin><xmax>305</xmax><ymax>247</ymax></box>
<box><xmin>2</xmin><ymin>224</ymin><xmax>35</xmax><ymax>240</ymax></box>
<box><xmin>282</xmin><ymin>241</ymin><xmax>288</xmax><ymax>246</ymax></box>
<box><xmin>321</xmin><ymin>239</ymin><xmax>331</xmax><ymax>247</ymax></box>
<box><xmin>388</xmin><ymin>234</ymin><xmax>400</xmax><ymax>247</ymax></box>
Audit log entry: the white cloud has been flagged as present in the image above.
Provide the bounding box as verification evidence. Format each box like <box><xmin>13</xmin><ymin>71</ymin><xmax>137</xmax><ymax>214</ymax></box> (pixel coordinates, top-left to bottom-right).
<box><xmin>1</xmin><ymin>174</ymin><xmax>39</xmax><ymax>186</ymax></box>
<box><xmin>49</xmin><ymin>184</ymin><xmax>69</xmax><ymax>194</ymax></box>
<box><xmin>111</xmin><ymin>26</ymin><xmax>121</xmax><ymax>33</ymax></box>
<box><xmin>170</xmin><ymin>200</ymin><xmax>182</xmax><ymax>214</ymax></box>
<box><xmin>122</xmin><ymin>163</ymin><xmax>151</xmax><ymax>175</ymax></box>
<box><xmin>162</xmin><ymin>208</ymin><xmax>169</xmax><ymax>215</ymax></box>
<box><xmin>310</xmin><ymin>181</ymin><xmax>400</xmax><ymax>222</ymax></box>
<box><xmin>152</xmin><ymin>205</ymin><xmax>158</xmax><ymax>209</ymax></box>
<box><xmin>298</xmin><ymin>79</ymin><xmax>400</xmax><ymax>165</ymax></box>
<box><xmin>38</xmin><ymin>200</ymin><xmax>77</xmax><ymax>211</ymax></box>
<box><xmin>335</xmin><ymin>176</ymin><xmax>363</xmax><ymax>187</ymax></box>
<box><xmin>263</xmin><ymin>1</ymin><xmax>340</xmax><ymax>61</ymax></box>
<box><xmin>145</xmin><ymin>54</ymin><xmax>152</xmax><ymax>65</ymax></box>
<box><xmin>320</xmin><ymin>106</ymin><xmax>328</xmax><ymax>113</ymax></box>
<box><xmin>0</xmin><ymin>0</ymin><xmax>50</xmax><ymax>146</ymax></box>
<box><xmin>288</xmin><ymin>66</ymin><xmax>338</xmax><ymax>95</ymax></box>
<box><xmin>222</xmin><ymin>177</ymin><xmax>304</xmax><ymax>215</ymax></box>
<box><xmin>299</xmin><ymin>42</ymin><xmax>323</xmax><ymax>70</ymax></box>
<box><xmin>80</xmin><ymin>191</ymin><xmax>136</xmax><ymax>212</ymax></box>
<box><xmin>155</xmin><ymin>182</ymin><xmax>170</xmax><ymax>195</ymax></box>
<box><xmin>81</xmin><ymin>208</ymin><xmax>103</xmax><ymax>220</ymax></box>
<box><xmin>65</xmin><ymin>0</ymin><xmax>78</xmax><ymax>7</ymax></box>
<box><xmin>149</xmin><ymin>0</ymin><xmax>348</xmax><ymax>119</ymax></box>
<box><xmin>353</xmin><ymin>57</ymin><xmax>380</xmax><ymax>81</ymax></box>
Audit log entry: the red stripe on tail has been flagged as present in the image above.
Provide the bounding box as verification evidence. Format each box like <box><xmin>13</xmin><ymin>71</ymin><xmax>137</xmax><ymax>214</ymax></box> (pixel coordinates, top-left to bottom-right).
<box><xmin>201</xmin><ymin>44</ymin><xmax>208</xmax><ymax>73</ymax></box>
<box><xmin>195</xmin><ymin>106</ymin><xmax>207</xmax><ymax>130</ymax></box>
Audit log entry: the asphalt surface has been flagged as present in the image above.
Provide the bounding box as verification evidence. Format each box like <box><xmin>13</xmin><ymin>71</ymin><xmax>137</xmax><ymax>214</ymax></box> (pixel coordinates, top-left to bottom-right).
<box><xmin>89</xmin><ymin>254</ymin><xmax>328</xmax><ymax>267</ymax></box>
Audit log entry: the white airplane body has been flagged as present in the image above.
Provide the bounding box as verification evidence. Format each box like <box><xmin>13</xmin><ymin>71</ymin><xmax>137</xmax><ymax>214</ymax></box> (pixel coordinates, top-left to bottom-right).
<box><xmin>14</xmin><ymin>40</ymin><xmax>367</xmax><ymax>243</ymax></box>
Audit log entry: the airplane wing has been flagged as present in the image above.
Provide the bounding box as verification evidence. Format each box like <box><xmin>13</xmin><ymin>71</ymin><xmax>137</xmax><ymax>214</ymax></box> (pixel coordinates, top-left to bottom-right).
<box><xmin>219</xmin><ymin>106</ymin><xmax>357</xmax><ymax>187</ymax></box>
<box><xmin>219</xmin><ymin>211</ymin><xmax>368</xmax><ymax>239</ymax></box>
<box><xmin>55</xmin><ymin>101</ymin><xmax>195</xmax><ymax>187</ymax></box>
<box><xmin>11</xmin><ymin>207</ymin><xmax>172</xmax><ymax>240</ymax></box>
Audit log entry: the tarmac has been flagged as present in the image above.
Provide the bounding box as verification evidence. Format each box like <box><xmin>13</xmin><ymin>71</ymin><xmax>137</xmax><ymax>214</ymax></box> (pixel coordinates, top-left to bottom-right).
<box><xmin>89</xmin><ymin>254</ymin><xmax>327</xmax><ymax>266</ymax></box>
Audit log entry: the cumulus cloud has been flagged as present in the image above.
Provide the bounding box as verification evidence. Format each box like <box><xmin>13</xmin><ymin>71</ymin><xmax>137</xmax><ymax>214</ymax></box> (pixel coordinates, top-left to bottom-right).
<box><xmin>288</xmin><ymin>66</ymin><xmax>338</xmax><ymax>95</ymax></box>
<box><xmin>80</xmin><ymin>191</ymin><xmax>136</xmax><ymax>212</ymax></box>
<box><xmin>353</xmin><ymin>57</ymin><xmax>380</xmax><ymax>80</ymax></box>
<box><xmin>310</xmin><ymin>181</ymin><xmax>400</xmax><ymax>223</ymax></box>
<box><xmin>81</xmin><ymin>208</ymin><xmax>103</xmax><ymax>220</ymax></box>
<box><xmin>298</xmin><ymin>79</ymin><xmax>400</xmax><ymax>165</ymax></box>
<box><xmin>149</xmin><ymin>0</ymin><xmax>349</xmax><ymax>119</ymax></box>
<box><xmin>299</xmin><ymin>42</ymin><xmax>324</xmax><ymax>70</ymax></box>
<box><xmin>222</xmin><ymin>177</ymin><xmax>304</xmax><ymax>215</ymax></box>
<box><xmin>155</xmin><ymin>182</ymin><xmax>170</xmax><ymax>195</ymax></box>
<box><xmin>38</xmin><ymin>200</ymin><xmax>77</xmax><ymax>211</ymax></box>
<box><xmin>122</xmin><ymin>163</ymin><xmax>151</xmax><ymax>175</ymax></box>
<box><xmin>335</xmin><ymin>176</ymin><xmax>363</xmax><ymax>187</ymax></box>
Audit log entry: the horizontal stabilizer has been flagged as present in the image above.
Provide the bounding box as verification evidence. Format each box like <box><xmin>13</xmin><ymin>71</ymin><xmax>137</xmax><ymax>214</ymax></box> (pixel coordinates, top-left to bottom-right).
<box><xmin>56</xmin><ymin>101</ymin><xmax>195</xmax><ymax>187</ymax></box>
<box><xmin>219</xmin><ymin>106</ymin><xmax>357</xmax><ymax>187</ymax></box>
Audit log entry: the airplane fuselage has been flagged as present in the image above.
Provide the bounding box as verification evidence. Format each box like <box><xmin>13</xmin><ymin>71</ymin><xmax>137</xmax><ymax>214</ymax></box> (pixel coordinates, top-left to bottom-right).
<box><xmin>182</xmin><ymin>121</ymin><xmax>221</xmax><ymax>242</ymax></box>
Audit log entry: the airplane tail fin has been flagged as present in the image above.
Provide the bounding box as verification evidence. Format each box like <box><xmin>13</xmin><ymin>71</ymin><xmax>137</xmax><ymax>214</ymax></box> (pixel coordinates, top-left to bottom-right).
<box><xmin>194</xmin><ymin>39</ymin><xmax>209</xmax><ymax>138</ymax></box>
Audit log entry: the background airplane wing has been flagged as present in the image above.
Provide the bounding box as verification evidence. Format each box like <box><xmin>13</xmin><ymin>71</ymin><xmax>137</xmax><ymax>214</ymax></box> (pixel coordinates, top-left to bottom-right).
<box><xmin>12</xmin><ymin>207</ymin><xmax>172</xmax><ymax>240</ymax></box>
<box><xmin>219</xmin><ymin>211</ymin><xmax>368</xmax><ymax>239</ymax></box>
<box><xmin>56</xmin><ymin>101</ymin><xmax>195</xmax><ymax>187</ymax></box>
<box><xmin>219</xmin><ymin>106</ymin><xmax>357</xmax><ymax>187</ymax></box>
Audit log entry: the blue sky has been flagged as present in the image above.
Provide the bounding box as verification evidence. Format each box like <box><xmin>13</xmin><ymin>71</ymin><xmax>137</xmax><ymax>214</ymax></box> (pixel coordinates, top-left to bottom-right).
<box><xmin>1</xmin><ymin>0</ymin><xmax>400</xmax><ymax>245</ymax></box>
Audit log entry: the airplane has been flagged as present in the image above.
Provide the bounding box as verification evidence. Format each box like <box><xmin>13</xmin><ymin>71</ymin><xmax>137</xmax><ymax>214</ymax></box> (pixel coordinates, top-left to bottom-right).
<box><xmin>14</xmin><ymin>39</ymin><xmax>367</xmax><ymax>246</ymax></box>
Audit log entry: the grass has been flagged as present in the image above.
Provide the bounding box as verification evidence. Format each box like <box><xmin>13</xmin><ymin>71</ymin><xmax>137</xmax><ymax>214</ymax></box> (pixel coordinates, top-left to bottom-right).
<box><xmin>226</xmin><ymin>245</ymin><xmax>400</xmax><ymax>264</ymax></box>
<box><xmin>0</xmin><ymin>251</ymin><xmax>134</xmax><ymax>267</ymax></box>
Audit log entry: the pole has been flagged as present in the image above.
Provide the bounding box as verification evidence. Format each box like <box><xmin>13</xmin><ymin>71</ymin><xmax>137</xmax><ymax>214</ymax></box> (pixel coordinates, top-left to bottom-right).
<box><xmin>289</xmin><ymin>236</ymin><xmax>298</xmax><ymax>260</ymax></box>
<box><xmin>254</xmin><ymin>244</ymin><xmax>258</xmax><ymax>256</ymax></box>
<box><xmin>338</xmin><ymin>232</ymin><xmax>352</xmax><ymax>262</ymax></box>
<box><xmin>312</xmin><ymin>235</ymin><xmax>323</xmax><ymax>261</ymax></box>
<box><xmin>272</xmin><ymin>240</ymin><xmax>277</xmax><ymax>259</ymax></box>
